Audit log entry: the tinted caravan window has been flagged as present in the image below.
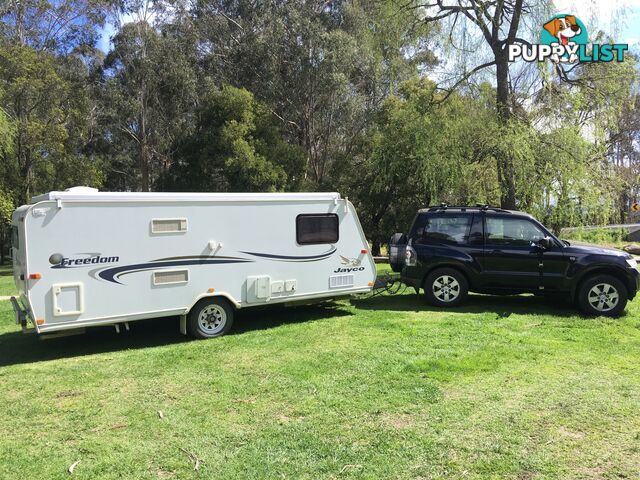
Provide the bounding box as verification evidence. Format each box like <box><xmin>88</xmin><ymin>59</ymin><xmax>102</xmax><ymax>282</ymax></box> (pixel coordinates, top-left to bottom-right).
<box><xmin>296</xmin><ymin>214</ymin><xmax>339</xmax><ymax>245</ymax></box>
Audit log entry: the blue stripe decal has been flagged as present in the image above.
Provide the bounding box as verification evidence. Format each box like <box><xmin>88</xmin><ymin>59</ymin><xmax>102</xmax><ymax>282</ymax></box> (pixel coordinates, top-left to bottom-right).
<box><xmin>239</xmin><ymin>247</ymin><xmax>336</xmax><ymax>261</ymax></box>
<box><xmin>98</xmin><ymin>259</ymin><xmax>253</xmax><ymax>285</ymax></box>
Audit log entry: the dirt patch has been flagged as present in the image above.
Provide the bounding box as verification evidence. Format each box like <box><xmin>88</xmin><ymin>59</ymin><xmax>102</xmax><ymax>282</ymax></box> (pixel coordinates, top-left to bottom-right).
<box><xmin>55</xmin><ymin>390</ymin><xmax>81</xmax><ymax>398</ymax></box>
<box><xmin>381</xmin><ymin>412</ymin><xmax>416</xmax><ymax>429</ymax></box>
<box><xmin>558</xmin><ymin>425</ymin><xmax>585</xmax><ymax>440</ymax></box>
<box><xmin>154</xmin><ymin>467</ymin><xmax>176</xmax><ymax>478</ymax></box>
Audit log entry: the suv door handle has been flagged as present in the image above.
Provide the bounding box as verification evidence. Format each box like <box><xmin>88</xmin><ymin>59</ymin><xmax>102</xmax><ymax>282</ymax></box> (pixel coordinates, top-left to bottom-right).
<box><xmin>491</xmin><ymin>249</ymin><xmax>503</xmax><ymax>254</ymax></box>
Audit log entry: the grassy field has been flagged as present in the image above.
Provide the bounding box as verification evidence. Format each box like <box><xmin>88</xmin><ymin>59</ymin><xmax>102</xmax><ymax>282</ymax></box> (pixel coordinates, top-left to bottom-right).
<box><xmin>0</xmin><ymin>265</ymin><xmax>15</xmax><ymax>296</ymax></box>
<box><xmin>0</xmin><ymin>263</ymin><xmax>639</xmax><ymax>479</ymax></box>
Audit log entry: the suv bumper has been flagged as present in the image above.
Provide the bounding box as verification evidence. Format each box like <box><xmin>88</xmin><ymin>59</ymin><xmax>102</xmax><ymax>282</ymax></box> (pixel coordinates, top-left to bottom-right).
<box><xmin>629</xmin><ymin>267</ymin><xmax>640</xmax><ymax>299</ymax></box>
<box><xmin>401</xmin><ymin>267</ymin><xmax>423</xmax><ymax>290</ymax></box>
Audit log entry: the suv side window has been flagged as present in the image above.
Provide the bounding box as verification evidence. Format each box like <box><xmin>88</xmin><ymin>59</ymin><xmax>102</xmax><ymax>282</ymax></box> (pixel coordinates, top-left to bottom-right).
<box><xmin>485</xmin><ymin>217</ymin><xmax>545</xmax><ymax>247</ymax></box>
<box><xmin>416</xmin><ymin>215</ymin><xmax>472</xmax><ymax>245</ymax></box>
<box><xmin>468</xmin><ymin>215</ymin><xmax>483</xmax><ymax>245</ymax></box>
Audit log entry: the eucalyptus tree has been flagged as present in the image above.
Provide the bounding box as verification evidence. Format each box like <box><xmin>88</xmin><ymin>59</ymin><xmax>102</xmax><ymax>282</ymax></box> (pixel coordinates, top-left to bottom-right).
<box><xmin>164</xmin><ymin>84</ymin><xmax>305</xmax><ymax>193</ymax></box>
<box><xmin>0</xmin><ymin>44</ymin><xmax>103</xmax><ymax>203</ymax></box>
<box><xmin>99</xmin><ymin>0</ymin><xmax>199</xmax><ymax>191</ymax></box>
<box><xmin>194</xmin><ymin>0</ymin><xmax>435</xmax><ymax>187</ymax></box>
<box><xmin>0</xmin><ymin>0</ymin><xmax>107</xmax><ymax>52</ymax></box>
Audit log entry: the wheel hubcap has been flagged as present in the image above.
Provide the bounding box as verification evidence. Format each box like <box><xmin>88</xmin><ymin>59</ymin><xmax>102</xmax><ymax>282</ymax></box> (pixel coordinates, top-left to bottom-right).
<box><xmin>198</xmin><ymin>304</ymin><xmax>227</xmax><ymax>334</ymax></box>
<box><xmin>433</xmin><ymin>275</ymin><xmax>460</xmax><ymax>302</ymax></box>
<box><xmin>587</xmin><ymin>283</ymin><xmax>619</xmax><ymax>312</ymax></box>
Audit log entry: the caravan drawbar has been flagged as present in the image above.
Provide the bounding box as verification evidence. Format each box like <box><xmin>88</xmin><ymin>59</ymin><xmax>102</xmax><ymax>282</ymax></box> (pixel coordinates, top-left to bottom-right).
<box><xmin>10</xmin><ymin>187</ymin><xmax>375</xmax><ymax>338</ymax></box>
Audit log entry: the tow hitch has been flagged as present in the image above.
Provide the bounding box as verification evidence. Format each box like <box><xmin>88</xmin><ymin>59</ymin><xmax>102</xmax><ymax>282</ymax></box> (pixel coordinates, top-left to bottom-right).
<box><xmin>368</xmin><ymin>272</ymin><xmax>407</xmax><ymax>297</ymax></box>
<box><xmin>10</xmin><ymin>296</ymin><xmax>34</xmax><ymax>333</ymax></box>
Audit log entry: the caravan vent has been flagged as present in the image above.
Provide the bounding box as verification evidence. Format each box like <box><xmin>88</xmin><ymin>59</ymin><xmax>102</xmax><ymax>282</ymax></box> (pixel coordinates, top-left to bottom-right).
<box><xmin>153</xmin><ymin>269</ymin><xmax>189</xmax><ymax>285</ymax></box>
<box><xmin>329</xmin><ymin>274</ymin><xmax>354</xmax><ymax>289</ymax></box>
<box><xmin>151</xmin><ymin>218</ymin><xmax>188</xmax><ymax>234</ymax></box>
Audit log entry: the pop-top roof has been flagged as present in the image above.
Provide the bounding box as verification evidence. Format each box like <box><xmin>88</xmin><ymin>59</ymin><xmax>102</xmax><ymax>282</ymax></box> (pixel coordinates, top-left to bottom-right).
<box><xmin>32</xmin><ymin>187</ymin><xmax>342</xmax><ymax>204</ymax></box>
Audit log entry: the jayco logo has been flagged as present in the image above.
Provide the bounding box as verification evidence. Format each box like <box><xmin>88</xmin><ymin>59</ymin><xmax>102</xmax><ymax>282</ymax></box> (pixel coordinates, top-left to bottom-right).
<box><xmin>334</xmin><ymin>254</ymin><xmax>365</xmax><ymax>273</ymax></box>
<box><xmin>508</xmin><ymin>14</ymin><xmax>627</xmax><ymax>64</ymax></box>
<box><xmin>334</xmin><ymin>266</ymin><xmax>365</xmax><ymax>273</ymax></box>
<box><xmin>50</xmin><ymin>253</ymin><xmax>120</xmax><ymax>268</ymax></box>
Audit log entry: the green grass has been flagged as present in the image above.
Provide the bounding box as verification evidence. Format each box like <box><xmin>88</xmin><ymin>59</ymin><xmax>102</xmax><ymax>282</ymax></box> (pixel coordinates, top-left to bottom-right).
<box><xmin>561</xmin><ymin>228</ymin><xmax>630</xmax><ymax>250</ymax></box>
<box><xmin>1</xmin><ymin>289</ymin><xmax>639</xmax><ymax>479</ymax></box>
<box><xmin>0</xmin><ymin>265</ymin><xmax>16</xmax><ymax>297</ymax></box>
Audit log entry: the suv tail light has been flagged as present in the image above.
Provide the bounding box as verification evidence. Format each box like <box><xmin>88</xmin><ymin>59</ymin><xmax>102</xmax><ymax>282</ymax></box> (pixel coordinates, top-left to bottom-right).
<box><xmin>405</xmin><ymin>245</ymin><xmax>417</xmax><ymax>267</ymax></box>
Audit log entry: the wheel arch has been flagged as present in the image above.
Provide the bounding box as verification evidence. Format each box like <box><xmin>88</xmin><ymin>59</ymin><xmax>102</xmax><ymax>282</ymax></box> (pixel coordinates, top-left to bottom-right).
<box><xmin>185</xmin><ymin>292</ymin><xmax>241</xmax><ymax>315</ymax></box>
<box><xmin>572</xmin><ymin>266</ymin><xmax>632</xmax><ymax>301</ymax></box>
<box><xmin>422</xmin><ymin>263</ymin><xmax>471</xmax><ymax>291</ymax></box>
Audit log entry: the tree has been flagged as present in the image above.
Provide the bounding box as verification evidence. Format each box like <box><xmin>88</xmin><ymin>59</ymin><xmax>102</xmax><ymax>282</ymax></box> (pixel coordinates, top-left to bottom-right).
<box><xmin>415</xmin><ymin>0</ymin><xmax>548</xmax><ymax>209</ymax></box>
<box><xmin>0</xmin><ymin>0</ymin><xmax>107</xmax><ymax>53</ymax></box>
<box><xmin>0</xmin><ymin>44</ymin><xmax>103</xmax><ymax>204</ymax></box>
<box><xmin>195</xmin><ymin>0</ymin><xmax>435</xmax><ymax>188</ymax></box>
<box><xmin>165</xmin><ymin>84</ymin><xmax>305</xmax><ymax>192</ymax></box>
<box><xmin>99</xmin><ymin>10</ymin><xmax>199</xmax><ymax>191</ymax></box>
<box><xmin>348</xmin><ymin>78</ymin><xmax>500</xmax><ymax>253</ymax></box>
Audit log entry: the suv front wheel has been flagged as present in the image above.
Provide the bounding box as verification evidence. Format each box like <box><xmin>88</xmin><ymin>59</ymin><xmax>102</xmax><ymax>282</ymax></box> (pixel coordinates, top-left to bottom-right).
<box><xmin>577</xmin><ymin>274</ymin><xmax>628</xmax><ymax>317</ymax></box>
<box><xmin>424</xmin><ymin>268</ymin><xmax>469</xmax><ymax>307</ymax></box>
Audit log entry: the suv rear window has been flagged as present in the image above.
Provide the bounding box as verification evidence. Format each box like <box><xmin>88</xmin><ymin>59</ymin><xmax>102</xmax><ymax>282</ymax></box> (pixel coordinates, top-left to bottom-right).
<box><xmin>416</xmin><ymin>215</ymin><xmax>472</xmax><ymax>245</ymax></box>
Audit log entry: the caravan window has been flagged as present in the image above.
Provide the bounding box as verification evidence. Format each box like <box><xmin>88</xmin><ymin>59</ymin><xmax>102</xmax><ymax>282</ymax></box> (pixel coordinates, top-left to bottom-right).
<box><xmin>296</xmin><ymin>214</ymin><xmax>339</xmax><ymax>245</ymax></box>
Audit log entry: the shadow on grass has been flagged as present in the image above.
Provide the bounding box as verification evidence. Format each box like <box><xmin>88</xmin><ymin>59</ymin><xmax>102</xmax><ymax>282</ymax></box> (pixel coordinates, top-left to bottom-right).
<box><xmin>0</xmin><ymin>264</ymin><xmax>13</xmax><ymax>276</ymax></box>
<box><xmin>0</xmin><ymin>303</ymin><xmax>352</xmax><ymax>367</ymax></box>
<box><xmin>352</xmin><ymin>291</ymin><xmax>579</xmax><ymax>318</ymax></box>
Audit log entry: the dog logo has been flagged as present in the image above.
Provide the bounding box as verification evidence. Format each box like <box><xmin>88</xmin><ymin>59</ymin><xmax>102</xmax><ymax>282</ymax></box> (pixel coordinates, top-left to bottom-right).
<box><xmin>339</xmin><ymin>255</ymin><xmax>361</xmax><ymax>267</ymax></box>
<box><xmin>508</xmin><ymin>13</ymin><xmax>627</xmax><ymax>64</ymax></box>
<box><xmin>542</xmin><ymin>15</ymin><xmax>585</xmax><ymax>63</ymax></box>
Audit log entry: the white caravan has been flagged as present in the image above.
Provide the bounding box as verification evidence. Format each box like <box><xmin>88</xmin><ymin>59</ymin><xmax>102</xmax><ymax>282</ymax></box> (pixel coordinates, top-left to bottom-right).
<box><xmin>10</xmin><ymin>187</ymin><xmax>375</xmax><ymax>338</ymax></box>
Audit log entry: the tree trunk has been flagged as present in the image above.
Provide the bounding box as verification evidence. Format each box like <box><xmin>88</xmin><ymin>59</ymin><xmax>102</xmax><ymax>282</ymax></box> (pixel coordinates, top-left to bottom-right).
<box><xmin>495</xmin><ymin>50</ymin><xmax>517</xmax><ymax>210</ymax></box>
<box><xmin>371</xmin><ymin>238</ymin><xmax>381</xmax><ymax>257</ymax></box>
<box><xmin>139</xmin><ymin>112</ymin><xmax>150</xmax><ymax>192</ymax></box>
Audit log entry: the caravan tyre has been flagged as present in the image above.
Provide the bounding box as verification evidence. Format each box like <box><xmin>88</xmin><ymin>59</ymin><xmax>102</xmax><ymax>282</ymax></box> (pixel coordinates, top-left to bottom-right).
<box><xmin>188</xmin><ymin>297</ymin><xmax>234</xmax><ymax>339</ymax></box>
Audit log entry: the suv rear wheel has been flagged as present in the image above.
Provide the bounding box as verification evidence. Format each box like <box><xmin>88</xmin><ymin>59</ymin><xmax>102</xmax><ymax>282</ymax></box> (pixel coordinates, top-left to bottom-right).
<box><xmin>577</xmin><ymin>274</ymin><xmax>627</xmax><ymax>317</ymax></box>
<box><xmin>424</xmin><ymin>268</ymin><xmax>468</xmax><ymax>307</ymax></box>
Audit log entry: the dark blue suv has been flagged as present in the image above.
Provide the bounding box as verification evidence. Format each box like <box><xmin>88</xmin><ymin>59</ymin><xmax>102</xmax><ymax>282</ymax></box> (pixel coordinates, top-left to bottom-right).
<box><xmin>390</xmin><ymin>205</ymin><xmax>639</xmax><ymax>317</ymax></box>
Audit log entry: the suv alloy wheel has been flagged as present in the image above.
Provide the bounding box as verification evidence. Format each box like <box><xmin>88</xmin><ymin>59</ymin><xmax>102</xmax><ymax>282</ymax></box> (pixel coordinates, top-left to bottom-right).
<box><xmin>577</xmin><ymin>274</ymin><xmax>628</xmax><ymax>317</ymax></box>
<box><xmin>424</xmin><ymin>268</ymin><xmax>469</xmax><ymax>307</ymax></box>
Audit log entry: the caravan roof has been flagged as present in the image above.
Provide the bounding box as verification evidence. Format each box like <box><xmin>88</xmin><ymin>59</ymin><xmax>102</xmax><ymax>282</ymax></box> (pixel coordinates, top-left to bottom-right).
<box><xmin>31</xmin><ymin>187</ymin><xmax>341</xmax><ymax>204</ymax></box>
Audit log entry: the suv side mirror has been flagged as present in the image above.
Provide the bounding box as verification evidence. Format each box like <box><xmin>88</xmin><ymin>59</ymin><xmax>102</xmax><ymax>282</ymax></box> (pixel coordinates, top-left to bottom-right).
<box><xmin>537</xmin><ymin>236</ymin><xmax>552</xmax><ymax>250</ymax></box>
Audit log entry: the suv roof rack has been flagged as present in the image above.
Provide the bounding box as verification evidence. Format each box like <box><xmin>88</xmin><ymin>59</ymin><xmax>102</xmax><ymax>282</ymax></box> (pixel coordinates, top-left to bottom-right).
<box><xmin>424</xmin><ymin>204</ymin><xmax>512</xmax><ymax>213</ymax></box>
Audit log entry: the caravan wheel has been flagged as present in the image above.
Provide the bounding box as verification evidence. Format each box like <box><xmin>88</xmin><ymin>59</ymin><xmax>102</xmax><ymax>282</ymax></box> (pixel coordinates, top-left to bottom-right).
<box><xmin>188</xmin><ymin>297</ymin><xmax>234</xmax><ymax>339</ymax></box>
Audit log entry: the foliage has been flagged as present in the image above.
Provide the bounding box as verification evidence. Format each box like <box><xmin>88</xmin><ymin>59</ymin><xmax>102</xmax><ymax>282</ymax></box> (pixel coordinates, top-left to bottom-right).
<box><xmin>165</xmin><ymin>85</ymin><xmax>305</xmax><ymax>192</ymax></box>
<box><xmin>0</xmin><ymin>0</ymin><xmax>107</xmax><ymax>53</ymax></box>
<box><xmin>0</xmin><ymin>44</ymin><xmax>104</xmax><ymax>204</ymax></box>
<box><xmin>561</xmin><ymin>227</ymin><xmax>629</xmax><ymax>246</ymax></box>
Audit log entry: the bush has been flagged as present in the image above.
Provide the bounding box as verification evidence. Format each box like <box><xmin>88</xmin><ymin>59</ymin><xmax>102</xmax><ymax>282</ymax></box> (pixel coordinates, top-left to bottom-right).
<box><xmin>561</xmin><ymin>227</ymin><xmax>628</xmax><ymax>245</ymax></box>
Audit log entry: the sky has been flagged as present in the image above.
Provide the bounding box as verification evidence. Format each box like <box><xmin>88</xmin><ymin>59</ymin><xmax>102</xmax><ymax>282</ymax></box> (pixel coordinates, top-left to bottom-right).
<box><xmin>554</xmin><ymin>0</ymin><xmax>640</xmax><ymax>47</ymax></box>
<box><xmin>97</xmin><ymin>1</ymin><xmax>640</xmax><ymax>53</ymax></box>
